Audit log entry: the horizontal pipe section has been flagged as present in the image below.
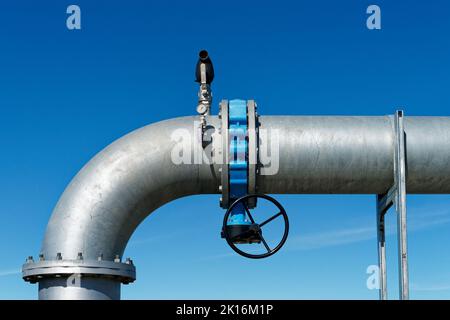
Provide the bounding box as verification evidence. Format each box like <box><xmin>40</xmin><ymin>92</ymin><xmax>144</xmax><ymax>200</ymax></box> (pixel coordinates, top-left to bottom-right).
<box><xmin>259</xmin><ymin>116</ymin><xmax>450</xmax><ymax>194</ymax></box>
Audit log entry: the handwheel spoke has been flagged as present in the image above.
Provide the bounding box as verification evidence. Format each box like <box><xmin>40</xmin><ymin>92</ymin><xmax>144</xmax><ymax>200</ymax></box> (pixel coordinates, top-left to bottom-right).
<box><xmin>259</xmin><ymin>232</ymin><xmax>271</xmax><ymax>253</ymax></box>
<box><xmin>243</xmin><ymin>204</ymin><xmax>256</xmax><ymax>224</ymax></box>
<box><xmin>259</xmin><ymin>212</ymin><xmax>283</xmax><ymax>228</ymax></box>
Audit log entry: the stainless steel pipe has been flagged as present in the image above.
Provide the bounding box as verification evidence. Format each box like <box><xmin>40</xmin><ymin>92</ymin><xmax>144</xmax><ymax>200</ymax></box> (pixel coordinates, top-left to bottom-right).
<box><xmin>23</xmin><ymin>115</ymin><xmax>450</xmax><ymax>299</ymax></box>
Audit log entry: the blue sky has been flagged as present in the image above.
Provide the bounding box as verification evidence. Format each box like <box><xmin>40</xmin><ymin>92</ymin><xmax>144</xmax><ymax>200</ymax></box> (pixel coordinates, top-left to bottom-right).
<box><xmin>1</xmin><ymin>0</ymin><xmax>450</xmax><ymax>299</ymax></box>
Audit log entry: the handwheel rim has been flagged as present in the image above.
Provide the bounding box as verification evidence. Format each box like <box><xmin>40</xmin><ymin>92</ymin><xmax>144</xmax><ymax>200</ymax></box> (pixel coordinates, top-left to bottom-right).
<box><xmin>222</xmin><ymin>194</ymin><xmax>289</xmax><ymax>259</ymax></box>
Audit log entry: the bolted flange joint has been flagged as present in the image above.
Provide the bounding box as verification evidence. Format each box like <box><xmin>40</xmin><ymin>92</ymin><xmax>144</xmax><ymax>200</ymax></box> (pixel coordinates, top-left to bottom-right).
<box><xmin>22</xmin><ymin>255</ymin><xmax>136</xmax><ymax>285</ymax></box>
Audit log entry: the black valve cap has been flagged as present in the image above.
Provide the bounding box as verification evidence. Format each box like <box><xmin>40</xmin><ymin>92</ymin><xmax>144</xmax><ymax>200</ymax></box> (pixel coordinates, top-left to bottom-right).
<box><xmin>195</xmin><ymin>50</ymin><xmax>214</xmax><ymax>84</ymax></box>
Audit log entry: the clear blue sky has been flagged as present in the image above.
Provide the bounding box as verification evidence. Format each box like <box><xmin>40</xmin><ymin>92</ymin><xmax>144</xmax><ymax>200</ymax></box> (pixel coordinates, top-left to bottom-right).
<box><xmin>1</xmin><ymin>1</ymin><xmax>450</xmax><ymax>299</ymax></box>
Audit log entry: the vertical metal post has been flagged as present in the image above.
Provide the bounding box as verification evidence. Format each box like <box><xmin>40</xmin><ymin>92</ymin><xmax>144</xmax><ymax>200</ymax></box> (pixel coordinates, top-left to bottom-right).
<box><xmin>376</xmin><ymin>195</ymin><xmax>388</xmax><ymax>300</ymax></box>
<box><xmin>394</xmin><ymin>110</ymin><xmax>409</xmax><ymax>300</ymax></box>
<box><xmin>374</xmin><ymin>110</ymin><xmax>409</xmax><ymax>300</ymax></box>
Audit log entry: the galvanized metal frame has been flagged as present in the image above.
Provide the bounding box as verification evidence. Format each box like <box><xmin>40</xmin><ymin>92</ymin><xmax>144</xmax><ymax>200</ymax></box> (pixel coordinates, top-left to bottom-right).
<box><xmin>376</xmin><ymin>110</ymin><xmax>409</xmax><ymax>300</ymax></box>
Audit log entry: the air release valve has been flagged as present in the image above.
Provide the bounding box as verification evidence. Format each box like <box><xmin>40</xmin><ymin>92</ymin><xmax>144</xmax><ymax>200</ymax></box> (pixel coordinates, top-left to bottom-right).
<box><xmin>195</xmin><ymin>50</ymin><xmax>214</xmax><ymax>116</ymax></box>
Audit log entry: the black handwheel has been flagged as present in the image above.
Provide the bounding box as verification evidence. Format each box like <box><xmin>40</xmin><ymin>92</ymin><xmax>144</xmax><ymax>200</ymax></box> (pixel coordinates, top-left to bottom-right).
<box><xmin>222</xmin><ymin>194</ymin><xmax>289</xmax><ymax>259</ymax></box>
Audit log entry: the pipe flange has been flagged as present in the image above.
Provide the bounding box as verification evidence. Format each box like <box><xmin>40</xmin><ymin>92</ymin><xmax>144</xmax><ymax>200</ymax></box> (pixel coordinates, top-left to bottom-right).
<box><xmin>22</xmin><ymin>259</ymin><xmax>136</xmax><ymax>285</ymax></box>
<box><xmin>247</xmin><ymin>100</ymin><xmax>258</xmax><ymax>208</ymax></box>
<box><xmin>220</xmin><ymin>99</ymin><xmax>229</xmax><ymax>208</ymax></box>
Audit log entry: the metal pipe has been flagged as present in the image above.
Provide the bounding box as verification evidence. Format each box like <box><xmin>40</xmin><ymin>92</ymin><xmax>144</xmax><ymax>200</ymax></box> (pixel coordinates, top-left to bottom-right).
<box><xmin>23</xmin><ymin>115</ymin><xmax>450</xmax><ymax>299</ymax></box>
<box><xmin>40</xmin><ymin>116</ymin><xmax>220</xmax><ymax>262</ymax></box>
<box><xmin>259</xmin><ymin>116</ymin><xmax>450</xmax><ymax>194</ymax></box>
<box><xmin>24</xmin><ymin>116</ymin><xmax>221</xmax><ymax>299</ymax></box>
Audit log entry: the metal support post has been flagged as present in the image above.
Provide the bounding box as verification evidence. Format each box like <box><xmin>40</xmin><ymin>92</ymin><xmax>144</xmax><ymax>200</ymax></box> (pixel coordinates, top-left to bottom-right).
<box><xmin>375</xmin><ymin>110</ymin><xmax>409</xmax><ymax>300</ymax></box>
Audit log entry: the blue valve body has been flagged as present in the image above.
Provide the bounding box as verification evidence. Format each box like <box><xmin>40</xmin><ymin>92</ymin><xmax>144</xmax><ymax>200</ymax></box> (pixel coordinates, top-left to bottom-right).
<box><xmin>228</xmin><ymin>99</ymin><xmax>250</xmax><ymax>225</ymax></box>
